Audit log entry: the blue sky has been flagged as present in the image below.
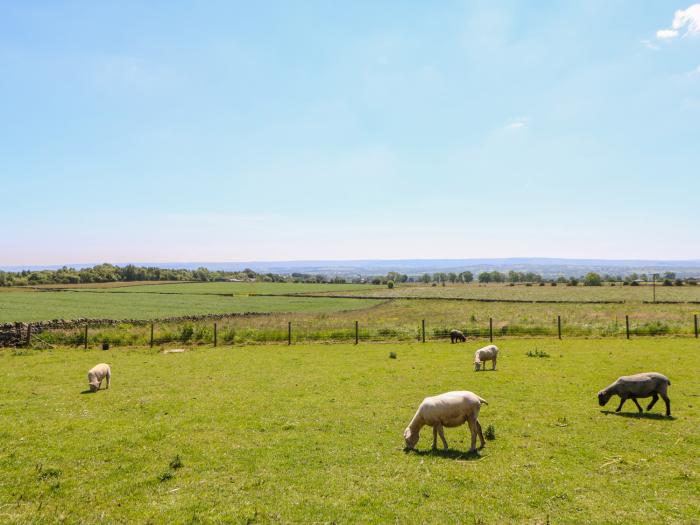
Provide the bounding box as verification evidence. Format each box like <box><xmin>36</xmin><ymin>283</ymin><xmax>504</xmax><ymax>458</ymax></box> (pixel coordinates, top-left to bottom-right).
<box><xmin>1</xmin><ymin>1</ymin><xmax>699</xmax><ymax>265</ymax></box>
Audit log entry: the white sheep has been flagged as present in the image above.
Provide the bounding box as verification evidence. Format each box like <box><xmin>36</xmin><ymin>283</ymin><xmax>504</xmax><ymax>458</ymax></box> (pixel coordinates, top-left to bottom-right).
<box><xmin>87</xmin><ymin>363</ymin><xmax>111</xmax><ymax>392</ymax></box>
<box><xmin>598</xmin><ymin>372</ymin><xmax>671</xmax><ymax>416</ymax></box>
<box><xmin>474</xmin><ymin>345</ymin><xmax>498</xmax><ymax>371</ymax></box>
<box><xmin>404</xmin><ymin>391</ymin><xmax>488</xmax><ymax>453</ymax></box>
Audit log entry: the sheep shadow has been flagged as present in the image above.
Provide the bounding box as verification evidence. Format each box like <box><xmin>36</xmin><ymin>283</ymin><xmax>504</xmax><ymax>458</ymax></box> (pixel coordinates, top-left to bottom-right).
<box><xmin>80</xmin><ymin>389</ymin><xmax>97</xmax><ymax>395</ymax></box>
<box><xmin>600</xmin><ymin>410</ymin><xmax>675</xmax><ymax>421</ymax></box>
<box><xmin>404</xmin><ymin>448</ymin><xmax>484</xmax><ymax>461</ymax></box>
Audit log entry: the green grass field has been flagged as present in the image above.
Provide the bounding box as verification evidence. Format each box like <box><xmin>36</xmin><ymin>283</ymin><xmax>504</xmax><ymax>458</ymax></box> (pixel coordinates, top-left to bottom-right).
<box><xmin>310</xmin><ymin>282</ymin><xmax>700</xmax><ymax>303</ymax></box>
<box><xmin>3</xmin><ymin>282</ymin><xmax>700</xmax><ymax>344</ymax></box>
<box><xmin>0</xmin><ymin>289</ymin><xmax>379</xmax><ymax>323</ymax></box>
<box><xmin>0</xmin><ymin>339</ymin><xmax>697</xmax><ymax>523</ymax></box>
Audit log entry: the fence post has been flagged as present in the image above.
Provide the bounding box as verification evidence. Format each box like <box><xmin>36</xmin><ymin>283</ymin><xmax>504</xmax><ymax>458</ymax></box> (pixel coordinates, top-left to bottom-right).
<box><xmin>150</xmin><ymin>322</ymin><xmax>154</xmax><ymax>348</ymax></box>
<box><xmin>489</xmin><ymin>318</ymin><xmax>493</xmax><ymax>342</ymax></box>
<box><xmin>422</xmin><ymin>319</ymin><xmax>426</xmax><ymax>343</ymax></box>
<box><xmin>288</xmin><ymin>321</ymin><xmax>292</xmax><ymax>345</ymax></box>
<box><xmin>557</xmin><ymin>315</ymin><xmax>562</xmax><ymax>340</ymax></box>
<box><xmin>26</xmin><ymin>323</ymin><xmax>32</xmax><ymax>346</ymax></box>
<box><xmin>695</xmin><ymin>314</ymin><xmax>698</xmax><ymax>339</ymax></box>
<box><xmin>84</xmin><ymin>324</ymin><xmax>88</xmax><ymax>349</ymax></box>
<box><xmin>355</xmin><ymin>321</ymin><xmax>359</xmax><ymax>345</ymax></box>
<box><xmin>625</xmin><ymin>315</ymin><xmax>630</xmax><ymax>340</ymax></box>
<box><xmin>214</xmin><ymin>323</ymin><xmax>217</xmax><ymax>347</ymax></box>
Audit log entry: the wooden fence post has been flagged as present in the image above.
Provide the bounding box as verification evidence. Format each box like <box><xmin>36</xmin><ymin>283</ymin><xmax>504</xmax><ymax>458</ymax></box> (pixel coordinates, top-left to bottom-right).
<box><xmin>150</xmin><ymin>322</ymin><xmax>154</xmax><ymax>348</ymax></box>
<box><xmin>26</xmin><ymin>323</ymin><xmax>32</xmax><ymax>346</ymax></box>
<box><xmin>695</xmin><ymin>314</ymin><xmax>698</xmax><ymax>339</ymax></box>
<box><xmin>422</xmin><ymin>320</ymin><xmax>426</xmax><ymax>343</ymax></box>
<box><xmin>489</xmin><ymin>318</ymin><xmax>493</xmax><ymax>342</ymax></box>
<box><xmin>557</xmin><ymin>315</ymin><xmax>562</xmax><ymax>340</ymax></box>
<box><xmin>625</xmin><ymin>315</ymin><xmax>630</xmax><ymax>340</ymax></box>
<box><xmin>84</xmin><ymin>324</ymin><xmax>88</xmax><ymax>349</ymax></box>
<box><xmin>214</xmin><ymin>323</ymin><xmax>217</xmax><ymax>347</ymax></box>
<box><xmin>288</xmin><ymin>321</ymin><xmax>292</xmax><ymax>345</ymax></box>
<box><xmin>355</xmin><ymin>321</ymin><xmax>359</xmax><ymax>345</ymax></box>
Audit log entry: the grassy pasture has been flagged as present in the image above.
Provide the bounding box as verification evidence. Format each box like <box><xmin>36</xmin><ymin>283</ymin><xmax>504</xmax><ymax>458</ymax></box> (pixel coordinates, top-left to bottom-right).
<box><xmin>313</xmin><ymin>282</ymin><xmax>700</xmax><ymax>303</ymax></box>
<box><xmin>69</xmin><ymin>282</ymin><xmax>377</xmax><ymax>295</ymax></box>
<box><xmin>0</xmin><ymin>290</ymin><xmax>380</xmax><ymax>323</ymax></box>
<box><xmin>0</xmin><ymin>339</ymin><xmax>697</xmax><ymax>524</ymax></box>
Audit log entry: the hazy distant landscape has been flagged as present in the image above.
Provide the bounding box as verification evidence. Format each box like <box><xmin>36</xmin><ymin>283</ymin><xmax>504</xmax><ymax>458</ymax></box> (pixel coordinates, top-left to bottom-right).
<box><xmin>5</xmin><ymin>257</ymin><xmax>700</xmax><ymax>278</ymax></box>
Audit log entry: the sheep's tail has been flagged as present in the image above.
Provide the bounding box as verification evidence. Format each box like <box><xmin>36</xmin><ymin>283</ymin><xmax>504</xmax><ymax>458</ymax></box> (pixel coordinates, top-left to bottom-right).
<box><xmin>477</xmin><ymin>396</ymin><xmax>488</xmax><ymax>405</ymax></box>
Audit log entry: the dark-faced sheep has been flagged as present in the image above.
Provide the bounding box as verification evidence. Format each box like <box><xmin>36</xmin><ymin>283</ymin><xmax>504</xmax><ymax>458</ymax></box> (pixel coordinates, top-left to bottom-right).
<box><xmin>450</xmin><ymin>329</ymin><xmax>466</xmax><ymax>343</ymax></box>
<box><xmin>598</xmin><ymin>372</ymin><xmax>671</xmax><ymax>416</ymax></box>
<box><xmin>404</xmin><ymin>391</ymin><xmax>488</xmax><ymax>453</ymax></box>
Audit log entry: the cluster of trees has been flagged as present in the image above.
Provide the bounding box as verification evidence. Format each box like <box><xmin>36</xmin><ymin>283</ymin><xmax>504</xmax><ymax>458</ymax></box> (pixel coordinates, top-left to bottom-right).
<box><xmin>0</xmin><ymin>264</ymin><xmax>284</xmax><ymax>287</ymax></box>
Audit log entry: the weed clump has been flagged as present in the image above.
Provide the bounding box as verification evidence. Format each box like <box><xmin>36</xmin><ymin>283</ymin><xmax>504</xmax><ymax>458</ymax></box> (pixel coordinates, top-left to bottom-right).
<box><xmin>389</xmin><ymin>352</ymin><xmax>397</xmax><ymax>359</ymax></box>
<box><xmin>158</xmin><ymin>471</ymin><xmax>173</xmax><ymax>482</ymax></box>
<box><xmin>484</xmin><ymin>424</ymin><xmax>496</xmax><ymax>440</ymax></box>
<box><xmin>526</xmin><ymin>349</ymin><xmax>550</xmax><ymax>358</ymax></box>
<box><xmin>169</xmin><ymin>455</ymin><xmax>183</xmax><ymax>470</ymax></box>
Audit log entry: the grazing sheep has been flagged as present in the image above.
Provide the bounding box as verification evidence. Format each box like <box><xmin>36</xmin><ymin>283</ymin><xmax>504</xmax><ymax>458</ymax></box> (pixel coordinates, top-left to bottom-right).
<box><xmin>598</xmin><ymin>372</ymin><xmax>671</xmax><ymax>416</ymax></box>
<box><xmin>404</xmin><ymin>391</ymin><xmax>488</xmax><ymax>453</ymax></box>
<box><xmin>450</xmin><ymin>329</ymin><xmax>466</xmax><ymax>343</ymax></box>
<box><xmin>474</xmin><ymin>345</ymin><xmax>498</xmax><ymax>371</ymax></box>
<box><xmin>87</xmin><ymin>363</ymin><xmax>111</xmax><ymax>393</ymax></box>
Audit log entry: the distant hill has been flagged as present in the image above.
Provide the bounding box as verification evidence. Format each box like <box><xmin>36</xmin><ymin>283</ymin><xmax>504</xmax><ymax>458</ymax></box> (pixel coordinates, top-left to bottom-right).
<box><xmin>4</xmin><ymin>258</ymin><xmax>700</xmax><ymax>278</ymax></box>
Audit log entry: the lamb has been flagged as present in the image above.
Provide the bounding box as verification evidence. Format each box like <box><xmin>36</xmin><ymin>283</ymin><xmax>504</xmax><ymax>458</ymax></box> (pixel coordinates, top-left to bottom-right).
<box><xmin>474</xmin><ymin>345</ymin><xmax>498</xmax><ymax>371</ymax></box>
<box><xmin>450</xmin><ymin>329</ymin><xmax>466</xmax><ymax>343</ymax></box>
<box><xmin>597</xmin><ymin>372</ymin><xmax>671</xmax><ymax>416</ymax></box>
<box><xmin>404</xmin><ymin>391</ymin><xmax>488</xmax><ymax>453</ymax></box>
<box><xmin>87</xmin><ymin>363</ymin><xmax>111</xmax><ymax>392</ymax></box>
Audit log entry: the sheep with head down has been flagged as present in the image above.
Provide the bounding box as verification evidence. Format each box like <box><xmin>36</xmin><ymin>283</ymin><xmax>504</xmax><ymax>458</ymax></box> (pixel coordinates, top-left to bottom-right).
<box><xmin>474</xmin><ymin>345</ymin><xmax>498</xmax><ymax>371</ymax></box>
<box><xmin>598</xmin><ymin>372</ymin><xmax>671</xmax><ymax>416</ymax></box>
<box><xmin>87</xmin><ymin>363</ymin><xmax>111</xmax><ymax>393</ymax></box>
<box><xmin>404</xmin><ymin>391</ymin><xmax>488</xmax><ymax>453</ymax></box>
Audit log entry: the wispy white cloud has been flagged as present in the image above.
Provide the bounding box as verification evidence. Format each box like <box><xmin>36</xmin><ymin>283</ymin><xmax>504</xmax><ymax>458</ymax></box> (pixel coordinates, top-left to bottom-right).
<box><xmin>505</xmin><ymin>117</ymin><xmax>527</xmax><ymax>130</ymax></box>
<box><xmin>688</xmin><ymin>65</ymin><xmax>700</xmax><ymax>76</ymax></box>
<box><xmin>641</xmin><ymin>39</ymin><xmax>660</xmax><ymax>50</ymax></box>
<box><xmin>656</xmin><ymin>29</ymin><xmax>679</xmax><ymax>40</ymax></box>
<box><xmin>656</xmin><ymin>4</ymin><xmax>700</xmax><ymax>40</ymax></box>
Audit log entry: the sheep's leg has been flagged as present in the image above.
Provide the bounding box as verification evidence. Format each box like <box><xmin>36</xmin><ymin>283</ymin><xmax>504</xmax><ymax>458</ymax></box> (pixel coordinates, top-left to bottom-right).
<box><xmin>492</xmin><ymin>358</ymin><xmax>497</xmax><ymax>371</ymax></box>
<box><xmin>432</xmin><ymin>426</ymin><xmax>438</xmax><ymax>449</ymax></box>
<box><xmin>437</xmin><ymin>425</ymin><xmax>448</xmax><ymax>450</ymax></box>
<box><xmin>615</xmin><ymin>395</ymin><xmax>627</xmax><ymax>412</ymax></box>
<box><xmin>466</xmin><ymin>418</ymin><xmax>477</xmax><ymax>452</ymax></box>
<box><xmin>106</xmin><ymin>372</ymin><xmax>110</xmax><ymax>390</ymax></box>
<box><xmin>661</xmin><ymin>394</ymin><xmax>671</xmax><ymax>416</ymax></box>
<box><xmin>476</xmin><ymin>420</ymin><xmax>485</xmax><ymax>449</ymax></box>
<box><xmin>647</xmin><ymin>393</ymin><xmax>659</xmax><ymax>411</ymax></box>
<box><xmin>631</xmin><ymin>398</ymin><xmax>643</xmax><ymax>413</ymax></box>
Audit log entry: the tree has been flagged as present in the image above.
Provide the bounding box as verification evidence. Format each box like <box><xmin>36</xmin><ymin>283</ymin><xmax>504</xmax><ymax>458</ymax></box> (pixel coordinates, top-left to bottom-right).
<box><xmin>459</xmin><ymin>271</ymin><xmax>474</xmax><ymax>283</ymax></box>
<box><xmin>478</xmin><ymin>272</ymin><xmax>492</xmax><ymax>283</ymax></box>
<box><xmin>583</xmin><ymin>272</ymin><xmax>602</xmax><ymax>286</ymax></box>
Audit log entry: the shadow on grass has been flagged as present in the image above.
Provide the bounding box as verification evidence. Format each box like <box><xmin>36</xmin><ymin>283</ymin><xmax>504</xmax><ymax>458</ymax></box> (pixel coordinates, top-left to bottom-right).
<box><xmin>600</xmin><ymin>410</ymin><xmax>675</xmax><ymax>421</ymax></box>
<box><xmin>80</xmin><ymin>389</ymin><xmax>96</xmax><ymax>395</ymax></box>
<box><xmin>404</xmin><ymin>447</ymin><xmax>484</xmax><ymax>460</ymax></box>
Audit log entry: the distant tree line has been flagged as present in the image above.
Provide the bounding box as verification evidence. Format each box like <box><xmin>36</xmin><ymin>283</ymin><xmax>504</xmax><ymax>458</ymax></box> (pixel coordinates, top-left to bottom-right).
<box><xmin>0</xmin><ymin>264</ymin><xmax>289</xmax><ymax>287</ymax></box>
<box><xmin>1</xmin><ymin>265</ymin><xmax>697</xmax><ymax>288</ymax></box>
<box><xmin>366</xmin><ymin>270</ymin><xmax>698</xmax><ymax>287</ymax></box>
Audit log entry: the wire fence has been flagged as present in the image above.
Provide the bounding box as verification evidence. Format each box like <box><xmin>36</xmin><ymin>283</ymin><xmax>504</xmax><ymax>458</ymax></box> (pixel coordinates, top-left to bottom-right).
<box><xmin>8</xmin><ymin>313</ymin><xmax>699</xmax><ymax>349</ymax></box>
